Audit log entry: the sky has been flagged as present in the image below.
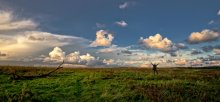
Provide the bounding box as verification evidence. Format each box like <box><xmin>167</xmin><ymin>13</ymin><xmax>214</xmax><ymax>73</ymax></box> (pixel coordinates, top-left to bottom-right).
<box><xmin>0</xmin><ymin>0</ymin><xmax>220</xmax><ymax>67</ymax></box>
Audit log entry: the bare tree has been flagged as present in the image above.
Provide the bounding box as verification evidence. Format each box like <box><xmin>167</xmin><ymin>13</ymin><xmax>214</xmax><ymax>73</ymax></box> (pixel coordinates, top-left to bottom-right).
<box><xmin>151</xmin><ymin>62</ymin><xmax>159</xmax><ymax>75</ymax></box>
<box><xmin>10</xmin><ymin>60</ymin><xmax>64</xmax><ymax>80</ymax></box>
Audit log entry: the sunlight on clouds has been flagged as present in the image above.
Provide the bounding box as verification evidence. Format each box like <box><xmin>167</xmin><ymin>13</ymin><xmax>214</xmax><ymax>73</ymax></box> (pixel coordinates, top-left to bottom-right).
<box><xmin>188</xmin><ymin>29</ymin><xmax>220</xmax><ymax>44</ymax></box>
<box><xmin>0</xmin><ymin>31</ymin><xmax>84</xmax><ymax>57</ymax></box>
<box><xmin>174</xmin><ymin>59</ymin><xmax>187</xmax><ymax>66</ymax></box>
<box><xmin>44</xmin><ymin>47</ymin><xmax>65</xmax><ymax>62</ymax></box>
<box><xmin>0</xmin><ymin>10</ymin><xmax>90</xmax><ymax>59</ymax></box>
<box><xmin>90</xmin><ymin>30</ymin><xmax>114</xmax><ymax>47</ymax></box>
<box><xmin>45</xmin><ymin>47</ymin><xmax>97</xmax><ymax>66</ymax></box>
<box><xmin>139</xmin><ymin>34</ymin><xmax>173</xmax><ymax>52</ymax></box>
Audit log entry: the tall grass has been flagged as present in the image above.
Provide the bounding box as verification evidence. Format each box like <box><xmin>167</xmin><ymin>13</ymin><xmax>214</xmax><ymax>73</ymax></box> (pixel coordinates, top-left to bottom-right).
<box><xmin>0</xmin><ymin>66</ymin><xmax>220</xmax><ymax>102</ymax></box>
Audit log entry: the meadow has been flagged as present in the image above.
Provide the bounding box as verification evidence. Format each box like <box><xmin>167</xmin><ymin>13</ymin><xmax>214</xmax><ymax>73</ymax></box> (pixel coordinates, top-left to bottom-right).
<box><xmin>0</xmin><ymin>66</ymin><xmax>220</xmax><ymax>102</ymax></box>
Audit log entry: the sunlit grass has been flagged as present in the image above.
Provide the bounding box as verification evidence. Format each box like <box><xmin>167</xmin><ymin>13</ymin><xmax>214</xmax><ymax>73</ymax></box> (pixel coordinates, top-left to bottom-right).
<box><xmin>0</xmin><ymin>66</ymin><xmax>220</xmax><ymax>102</ymax></box>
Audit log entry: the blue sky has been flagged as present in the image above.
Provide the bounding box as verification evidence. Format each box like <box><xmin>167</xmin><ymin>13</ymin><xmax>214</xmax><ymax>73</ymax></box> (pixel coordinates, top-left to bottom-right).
<box><xmin>0</xmin><ymin>0</ymin><xmax>220</xmax><ymax>67</ymax></box>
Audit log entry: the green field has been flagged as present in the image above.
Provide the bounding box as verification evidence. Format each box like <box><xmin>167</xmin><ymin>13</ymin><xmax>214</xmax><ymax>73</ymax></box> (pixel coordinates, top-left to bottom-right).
<box><xmin>0</xmin><ymin>66</ymin><xmax>220</xmax><ymax>102</ymax></box>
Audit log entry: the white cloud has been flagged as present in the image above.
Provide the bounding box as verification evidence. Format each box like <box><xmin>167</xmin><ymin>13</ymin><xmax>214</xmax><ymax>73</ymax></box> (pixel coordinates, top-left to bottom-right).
<box><xmin>66</xmin><ymin>51</ymin><xmax>81</xmax><ymax>63</ymax></box>
<box><xmin>0</xmin><ymin>11</ymin><xmax>37</xmax><ymax>31</ymax></box>
<box><xmin>90</xmin><ymin>30</ymin><xmax>114</xmax><ymax>47</ymax></box>
<box><xmin>139</xmin><ymin>34</ymin><xmax>173</xmax><ymax>52</ymax></box>
<box><xmin>115</xmin><ymin>20</ymin><xmax>128</xmax><ymax>27</ymax></box>
<box><xmin>79</xmin><ymin>53</ymin><xmax>95</xmax><ymax>64</ymax></box>
<box><xmin>44</xmin><ymin>47</ymin><xmax>97</xmax><ymax>65</ymax></box>
<box><xmin>119</xmin><ymin>2</ymin><xmax>129</xmax><ymax>9</ymax></box>
<box><xmin>0</xmin><ymin>10</ymin><xmax>90</xmax><ymax>60</ymax></box>
<box><xmin>188</xmin><ymin>29</ymin><xmax>220</xmax><ymax>44</ymax></box>
<box><xmin>44</xmin><ymin>47</ymin><xmax>65</xmax><ymax>62</ymax></box>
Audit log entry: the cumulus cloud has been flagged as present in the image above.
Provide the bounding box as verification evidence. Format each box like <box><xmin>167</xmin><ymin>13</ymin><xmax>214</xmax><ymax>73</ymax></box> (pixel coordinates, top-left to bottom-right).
<box><xmin>139</xmin><ymin>34</ymin><xmax>173</xmax><ymax>52</ymax></box>
<box><xmin>90</xmin><ymin>30</ymin><xmax>114</xmax><ymax>47</ymax></box>
<box><xmin>44</xmin><ymin>47</ymin><xmax>98</xmax><ymax>66</ymax></box>
<box><xmin>0</xmin><ymin>11</ymin><xmax>37</xmax><ymax>31</ymax></box>
<box><xmin>115</xmin><ymin>20</ymin><xmax>128</xmax><ymax>27</ymax></box>
<box><xmin>188</xmin><ymin>29</ymin><xmax>220</xmax><ymax>44</ymax></box>
<box><xmin>44</xmin><ymin>47</ymin><xmax>65</xmax><ymax>62</ymax></box>
<box><xmin>78</xmin><ymin>53</ymin><xmax>96</xmax><ymax>64</ymax></box>
<box><xmin>66</xmin><ymin>51</ymin><xmax>81</xmax><ymax>63</ymax></box>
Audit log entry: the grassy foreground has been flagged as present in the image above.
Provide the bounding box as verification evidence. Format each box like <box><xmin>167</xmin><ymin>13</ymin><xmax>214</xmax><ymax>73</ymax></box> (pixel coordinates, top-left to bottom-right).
<box><xmin>0</xmin><ymin>66</ymin><xmax>220</xmax><ymax>102</ymax></box>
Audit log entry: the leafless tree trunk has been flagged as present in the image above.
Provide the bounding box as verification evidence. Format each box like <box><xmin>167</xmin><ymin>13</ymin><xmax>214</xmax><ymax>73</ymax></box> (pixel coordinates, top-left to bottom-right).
<box><xmin>10</xmin><ymin>61</ymin><xmax>64</xmax><ymax>80</ymax></box>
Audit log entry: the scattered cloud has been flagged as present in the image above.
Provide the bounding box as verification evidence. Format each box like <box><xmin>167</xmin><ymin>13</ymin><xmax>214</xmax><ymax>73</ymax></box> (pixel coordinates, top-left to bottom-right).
<box><xmin>44</xmin><ymin>47</ymin><xmax>97</xmax><ymax>66</ymax></box>
<box><xmin>188</xmin><ymin>29</ymin><xmax>220</xmax><ymax>44</ymax></box>
<box><xmin>90</xmin><ymin>30</ymin><xmax>114</xmax><ymax>47</ymax></box>
<box><xmin>139</xmin><ymin>34</ymin><xmax>173</xmax><ymax>52</ymax></box>
<box><xmin>115</xmin><ymin>20</ymin><xmax>128</xmax><ymax>27</ymax></box>
<box><xmin>119</xmin><ymin>2</ymin><xmax>129</xmax><ymax>9</ymax></box>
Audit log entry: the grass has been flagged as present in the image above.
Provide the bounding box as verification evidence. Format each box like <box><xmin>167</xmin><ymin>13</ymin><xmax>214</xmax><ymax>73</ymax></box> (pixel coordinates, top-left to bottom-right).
<box><xmin>0</xmin><ymin>66</ymin><xmax>220</xmax><ymax>102</ymax></box>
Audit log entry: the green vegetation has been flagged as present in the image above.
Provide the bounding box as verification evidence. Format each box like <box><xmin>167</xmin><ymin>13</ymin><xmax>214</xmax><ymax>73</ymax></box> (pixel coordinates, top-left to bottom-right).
<box><xmin>0</xmin><ymin>66</ymin><xmax>220</xmax><ymax>102</ymax></box>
